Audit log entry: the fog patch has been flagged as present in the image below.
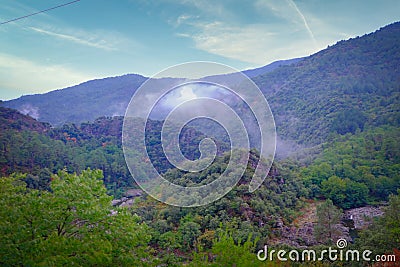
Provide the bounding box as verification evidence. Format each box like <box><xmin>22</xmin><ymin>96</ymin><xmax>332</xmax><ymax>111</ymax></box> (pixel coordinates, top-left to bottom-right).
<box><xmin>275</xmin><ymin>136</ymin><xmax>304</xmax><ymax>159</ymax></box>
<box><xmin>110</xmin><ymin>101</ymin><xmax>127</xmax><ymax>117</ymax></box>
<box><xmin>19</xmin><ymin>104</ymin><xmax>40</xmax><ymax>120</ymax></box>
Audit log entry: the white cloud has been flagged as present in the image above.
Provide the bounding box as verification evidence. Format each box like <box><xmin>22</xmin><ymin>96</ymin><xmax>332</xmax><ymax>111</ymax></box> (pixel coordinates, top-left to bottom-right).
<box><xmin>173</xmin><ymin>0</ymin><xmax>333</xmax><ymax>65</ymax></box>
<box><xmin>0</xmin><ymin>53</ymin><xmax>95</xmax><ymax>98</ymax></box>
<box><xmin>176</xmin><ymin>14</ymin><xmax>195</xmax><ymax>26</ymax></box>
<box><xmin>28</xmin><ymin>27</ymin><xmax>117</xmax><ymax>51</ymax></box>
<box><xmin>178</xmin><ymin>21</ymin><xmax>320</xmax><ymax>65</ymax></box>
<box><xmin>179</xmin><ymin>0</ymin><xmax>231</xmax><ymax>17</ymax></box>
<box><xmin>168</xmin><ymin>14</ymin><xmax>200</xmax><ymax>28</ymax></box>
<box><xmin>254</xmin><ymin>0</ymin><xmax>298</xmax><ymax>24</ymax></box>
<box><xmin>162</xmin><ymin>85</ymin><xmax>199</xmax><ymax>108</ymax></box>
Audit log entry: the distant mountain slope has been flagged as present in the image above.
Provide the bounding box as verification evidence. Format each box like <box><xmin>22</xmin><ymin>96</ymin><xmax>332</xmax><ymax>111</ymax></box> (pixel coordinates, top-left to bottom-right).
<box><xmin>254</xmin><ymin>22</ymin><xmax>400</xmax><ymax>145</ymax></box>
<box><xmin>1</xmin><ymin>59</ymin><xmax>301</xmax><ymax>126</ymax></box>
<box><xmin>242</xmin><ymin>57</ymin><xmax>303</xmax><ymax>78</ymax></box>
<box><xmin>3</xmin><ymin>74</ymin><xmax>147</xmax><ymax>126</ymax></box>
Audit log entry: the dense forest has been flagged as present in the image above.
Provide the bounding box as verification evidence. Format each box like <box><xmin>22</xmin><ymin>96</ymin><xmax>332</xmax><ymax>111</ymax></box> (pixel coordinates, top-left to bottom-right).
<box><xmin>1</xmin><ymin>22</ymin><xmax>400</xmax><ymax>266</ymax></box>
<box><xmin>0</xmin><ymin>104</ymin><xmax>399</xmax><ymax>266</ymax></box>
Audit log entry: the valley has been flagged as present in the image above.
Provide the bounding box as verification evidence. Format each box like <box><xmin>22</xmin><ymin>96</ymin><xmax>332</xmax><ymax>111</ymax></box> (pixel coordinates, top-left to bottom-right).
<box><xmin>0</xmin><ymin>22</ymin><xmax>399</xmax><ymax>266</ymax></box>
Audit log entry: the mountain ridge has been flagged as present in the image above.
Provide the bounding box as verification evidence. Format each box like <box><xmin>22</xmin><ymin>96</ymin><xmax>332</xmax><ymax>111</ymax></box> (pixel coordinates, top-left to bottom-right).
<box><xmin>1</xmin><ymin>59</ymin><xmax>302</xmax><ymax>126</ymax></box>
<box><xmin>2</xmin><ymin>22</ymin><xmax>399</xmax><ymax>149</ymax></box>
<box><xmin>253</xmin><ymin>21</ymin><xmax>400</xmax><ymax>144</ymax></box>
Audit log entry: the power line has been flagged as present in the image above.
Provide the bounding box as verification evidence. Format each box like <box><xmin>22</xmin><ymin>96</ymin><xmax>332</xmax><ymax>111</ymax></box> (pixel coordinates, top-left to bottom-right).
<box><xmin>0</xmin><ymin>0</ymin><xmax>81</xmax><ymax>25</ymax></box>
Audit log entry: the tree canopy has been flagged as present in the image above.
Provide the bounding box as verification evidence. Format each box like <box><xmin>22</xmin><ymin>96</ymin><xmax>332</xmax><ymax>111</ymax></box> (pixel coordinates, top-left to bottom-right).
<box><xmin>0</xmin><ymin>169</ymin><xmax>152</xmax><ymax>266</ymax></box>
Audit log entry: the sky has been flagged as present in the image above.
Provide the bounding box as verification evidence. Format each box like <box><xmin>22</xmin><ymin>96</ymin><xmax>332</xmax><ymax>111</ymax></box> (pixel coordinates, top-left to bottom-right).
<box><xmin>0</xmin><ymin>0</ymin><xmax>399</xmax><ymax>101</ymax></box>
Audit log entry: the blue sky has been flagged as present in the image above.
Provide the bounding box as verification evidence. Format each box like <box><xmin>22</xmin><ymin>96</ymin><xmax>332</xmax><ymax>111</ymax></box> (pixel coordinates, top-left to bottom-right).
<box><xmin>0</xmin><ymin>0</ymin><xmax>399</xmax><ymax>100</ymax></box>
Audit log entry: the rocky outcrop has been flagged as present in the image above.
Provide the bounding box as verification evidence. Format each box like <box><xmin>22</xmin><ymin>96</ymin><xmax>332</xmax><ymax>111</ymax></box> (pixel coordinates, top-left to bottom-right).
<box><xmin>276</xmin><ymin>221</ymin><xmax>350</xmax><ymax>248</ymax></box>
<box><xmin>270</xmin><ymin>203</ymin><xmax>385</xmax><ymax>248</ymax></box>
<box><xmin>112</xmin><ymin>189</ymin><xmax>143</xmax><ymax>207</ymax></box>
<box><xmin>344</xmin><ymin>206</ymin><xmax>384</xmax><ymax>229</ymax></box>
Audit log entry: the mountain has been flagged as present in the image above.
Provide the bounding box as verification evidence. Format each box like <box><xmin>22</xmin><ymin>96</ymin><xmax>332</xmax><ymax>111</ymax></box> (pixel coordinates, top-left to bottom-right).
<box><xmin>2</xmin><ymin>22</ymin><xmax>399</xmax><ymax>148</ymax></box>
<box><xmin>1</xmin><ymin>59</ymin><xmax>301</xmax><ymax>127</ymax></box>
<box><xmin>255</xmin><ymin>22</ymin><xmax>399</xmax><ymax>145</ymax></box>
<box><xmin>241</xmin><ymin>57</ymin><xmax>304</xmax><ymax>78</ymax></box>
<box><xmin>2</xmin><ymin>74</ymin><xmax>147</xmax><ymax>126</ymax></box>
<box><xmin>1</xmin><ymin>23</ymin><xmax>399</xmax><ymax>265</ymax></box>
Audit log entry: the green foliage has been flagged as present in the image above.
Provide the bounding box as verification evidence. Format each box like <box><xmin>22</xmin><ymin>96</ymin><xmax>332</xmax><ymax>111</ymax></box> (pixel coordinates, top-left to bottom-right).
<box><xmin>0</xmin><ymin>110</ymin><xmax>229</xmax><ymax>198</ymax></box>
<box><xmin>355</xmin><ymin>190</ymin><xmax>400</xmax><ymax>255</ymax></box>
<box><xmin>331</xmin><ymin>108</ymin><xmax>367</xmax><ymax>135</ymax></box>
<box><xmin>130</xmin><ymin>155</ymin><xmax>307</xmax><ymax>263</ymax></box>
<box><xmin>190</xmin><ymin>231</ymin><xmax>266</xmax><ymax>267</ymax></box>
<box><xmin>0</xmin><ymin>125</ymin><xmax>133</xmax><ymax>195</ymax></box>
<box><xmin>314</xmin><ymin>199</ymin><xmax>343</xmax><ymax>244</ymax></box>
<box><xmin>300</xmin><ymin>126</ymin><xmax>400</xmax><ymax>208</ymax></box>
<box><xmin>179</xmin><ymin>220</ymin><xmax>201</xmax><ymax>250</ymax></box>
<box><xmin>321</xmin><ymin>176</ymin><xmax>369</xmax><ymax>209</ymax></box>
<box><xmin>1</xmin><ymin>20</ymin><xmax>400</xmax><ymax>264</ymax></box>
<box><xmin>0</xmin><ymin>169</ymin><xmax>152</xmax><ymax>266</ymax></box>
<box><xmin>0</xmin><ymin>106</ymin><xmax>51</xmax><ymax>132</ymax></box>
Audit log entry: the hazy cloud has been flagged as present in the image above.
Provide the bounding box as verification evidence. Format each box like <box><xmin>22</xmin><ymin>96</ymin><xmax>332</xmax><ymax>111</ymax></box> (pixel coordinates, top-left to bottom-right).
<box><xmin>0</xmin><ymin>53</ymin><xmax>94</xmax><ymax>99</ymax></box>
<box><xmin>19</xmin><ymin>104</ymin><xmax>40</xmax><ymax>119</ymax></box>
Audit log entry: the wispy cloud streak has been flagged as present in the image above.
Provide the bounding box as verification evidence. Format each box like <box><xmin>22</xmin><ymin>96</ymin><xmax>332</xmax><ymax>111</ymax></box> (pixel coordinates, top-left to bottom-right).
<box><xmin>287</xmin><ymin>0</ymin><xmax>317</xmax><ymax>48</ymax></box>
<box><xmin>29</xmin><ymin>27</ymin><xmax>116</xmax><ymax>51</ymax></box>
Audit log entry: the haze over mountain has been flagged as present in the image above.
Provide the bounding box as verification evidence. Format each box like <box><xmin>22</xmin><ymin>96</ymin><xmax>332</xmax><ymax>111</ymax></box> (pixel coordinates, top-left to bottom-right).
<box><xmin>2</xmin><ymin>22</ymin><xmax>399</xmax><ymax>149</ymax></box>
<box><xmin>1</xmin><ymin>57</ymin><xmax>301</xmax><ymax>126</ymax></box>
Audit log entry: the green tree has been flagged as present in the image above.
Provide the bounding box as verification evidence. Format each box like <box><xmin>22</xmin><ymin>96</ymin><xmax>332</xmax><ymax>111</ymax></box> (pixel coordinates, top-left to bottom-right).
<box><xmin>0</xmin><ymin>169</ymin><xmax>152</xmax><ymax>266</ymax></box>
<box><xmin>190</xmin><ymin>231</ymin><xmax>268</xmax><ymax>267</ymax></box>
<box><xmin>179</xmin><ymin>221</ymin><xmax>201</xmax><ymax>251</ymax></box>
<box><xmin>321</xmin><ymin>176</ymin><xmax>368</xmax><ymax>209</ymax></box>
<box><xmin>314</xmin><ymin>199</ymin><xmax>343</xmax><ymax>244</ymax></box>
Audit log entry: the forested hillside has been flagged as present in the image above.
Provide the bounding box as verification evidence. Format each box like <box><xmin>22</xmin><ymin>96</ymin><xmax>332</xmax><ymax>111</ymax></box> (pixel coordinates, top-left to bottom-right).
<box><xmin>0</xmin><ymin>22</ymin><xmax>399</xmax><ymax>266</ymax></box>
<box><xmin>1</xmin><ymin>103</ymin><xmax>399</xmax><ymax>265</ymax></box>
<box><xmin>0</xmin><ymin>106</ymin><xmax>228</xmax><ymax>197</ymax></box>
<box><xmin>255</xmin><ymin>22</ymin><xmax>400</xmax><ymax>145</ymax></box>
